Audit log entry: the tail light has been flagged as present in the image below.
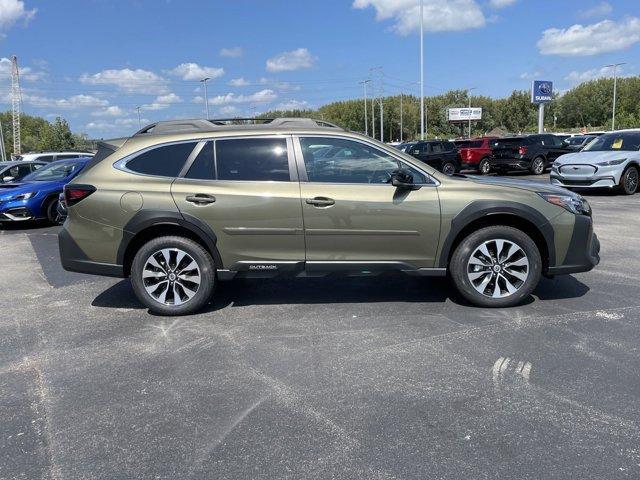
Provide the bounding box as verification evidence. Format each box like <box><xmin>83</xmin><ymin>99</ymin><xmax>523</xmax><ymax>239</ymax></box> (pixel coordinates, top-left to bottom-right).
<box><xmin>518</xmin><ymin>146</ymin><xmax>528</xmax><ymax>156</ymax></box>
<box><xmin>64</xmin><ymin>184</ymin><xmax>96</xmax><ymax>207</ymax></box>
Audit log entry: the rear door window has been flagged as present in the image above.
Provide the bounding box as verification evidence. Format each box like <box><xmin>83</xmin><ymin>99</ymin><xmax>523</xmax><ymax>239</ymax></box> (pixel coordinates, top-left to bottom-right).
<box><xmin>215</xmin><ymin>137</ymin><xmax>290</xmax><ymax>181</ymax></box>
<box><xmin>127</xmin><ymin>142</ymin><xmax>198</xmax><ymax>177</ymax></box>
<box><xmin>185</xmin><ymin>142</ymin><xmax>215</xmax><ymax>180</ymax></box>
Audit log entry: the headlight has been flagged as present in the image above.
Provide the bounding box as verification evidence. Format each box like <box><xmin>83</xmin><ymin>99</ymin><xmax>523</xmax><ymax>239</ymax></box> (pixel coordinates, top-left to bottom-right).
<box><xmin>596</xmin><ymin>158</ymin><xmax>626</xmax><ymax>167</ymax></box>
<box><xmin>538</xmin><ymin>192</ymin><xmax>591</xmax><ymax>216</ymax></box>
<box><xmin>10</xmin><ymin>192</ymin><xmax>36</xmax><ymax>201</ymax></box>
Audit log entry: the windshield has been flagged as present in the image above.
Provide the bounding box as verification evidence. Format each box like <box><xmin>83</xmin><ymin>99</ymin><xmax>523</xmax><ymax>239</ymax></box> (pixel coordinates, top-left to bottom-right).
<box><xmin>583</xmin><ymin>132</ymin><xmax>640</xmax><ymax>152</ymax></box>
<box><xmin>22</xmin><ymin>161</ymin><xmax>84</xmax><ymax>181</ymax></box>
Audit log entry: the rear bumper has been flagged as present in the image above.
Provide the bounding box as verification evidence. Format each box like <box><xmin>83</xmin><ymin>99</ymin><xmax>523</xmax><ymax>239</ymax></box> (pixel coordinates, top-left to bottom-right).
<box><xmin>58</xmin><ymin>226</ymin><xmax>124</xmax><ymax>277</ymax></box>
<box><xmin>547</xmin><ymin>215</ymin><xmax>600</xmax><ymax>275</ymax></box>
<box><xmin>489</xmin><ymin>157</ymin><xmax>530</xmax><ymax>170</ymax></box>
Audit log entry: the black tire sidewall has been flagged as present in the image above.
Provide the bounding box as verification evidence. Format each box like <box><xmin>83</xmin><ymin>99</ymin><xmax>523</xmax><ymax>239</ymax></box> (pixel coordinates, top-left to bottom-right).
<box><xmin>450</xmin><ymin>226</ymin><xmax>542</xmax><ymax>308</ymax></box>
<box><xmin>45</xmin><ymin>197</ymin><xmax>60</xmax><ymax>224</ymax></box>
<box><xmin>442</xmin><ymin>162</ymin><xmax>456</xmax><ymax>176</ymax></box>
<box><xmin>130</xmin><ymin>236</ymin><xmax>216</xmax><ymax>315</ymax></box>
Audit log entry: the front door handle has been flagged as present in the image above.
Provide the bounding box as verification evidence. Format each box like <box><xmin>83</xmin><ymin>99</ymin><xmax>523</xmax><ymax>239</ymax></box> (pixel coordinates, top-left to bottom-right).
<box><xmin>186</xmin><ymin>193</ymin><xmax>216</xmax><ymax>205</ymax></box>
<box><xmin>305</xmin><ymin>197</ymin><xmax>335</xmax><ymax>207</ymax></box>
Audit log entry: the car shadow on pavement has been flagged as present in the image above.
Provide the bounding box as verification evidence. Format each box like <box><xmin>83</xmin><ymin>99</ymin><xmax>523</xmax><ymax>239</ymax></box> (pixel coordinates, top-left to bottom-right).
<box><xmin>91</xmin><ymin>273</ymin><xmax>590</xmax><ymax>314</ymax></box>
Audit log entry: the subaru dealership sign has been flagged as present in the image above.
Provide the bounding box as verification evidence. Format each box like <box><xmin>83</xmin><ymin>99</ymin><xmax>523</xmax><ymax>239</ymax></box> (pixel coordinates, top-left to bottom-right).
<box><xmin>448</xmin><ymin>107</ymin><xmax>482</xmax><ymax>122</ymax></box>
<box><xmin>531</xmin><ymin>80</ymin><xmax>553</xmax><ymax>104</ymax></box>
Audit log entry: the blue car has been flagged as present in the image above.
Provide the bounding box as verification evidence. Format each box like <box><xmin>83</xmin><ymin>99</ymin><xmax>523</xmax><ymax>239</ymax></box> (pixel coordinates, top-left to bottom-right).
<box><xmin>0</xmin><ymin>157</ymin><xmax>90</xmax><ymax>224</ymax></box>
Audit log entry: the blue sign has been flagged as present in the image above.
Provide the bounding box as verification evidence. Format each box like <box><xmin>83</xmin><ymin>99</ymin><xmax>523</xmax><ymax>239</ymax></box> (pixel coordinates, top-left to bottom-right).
<box><xmin>531</xmin><ymin>80</ymin><xmax>553</xmax><ymax>104</ymax></box>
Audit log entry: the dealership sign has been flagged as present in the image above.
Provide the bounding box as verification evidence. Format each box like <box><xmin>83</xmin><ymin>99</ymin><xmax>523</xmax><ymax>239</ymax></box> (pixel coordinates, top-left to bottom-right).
<box><xmin>448</xmin><ymin>107</ymin><xmax>482</xmax><ymax>122</ymax></box>
<box><xmin>531</xmin><ymin>80</ymin><xmax>553</xmax><ymax>104</ymax></box>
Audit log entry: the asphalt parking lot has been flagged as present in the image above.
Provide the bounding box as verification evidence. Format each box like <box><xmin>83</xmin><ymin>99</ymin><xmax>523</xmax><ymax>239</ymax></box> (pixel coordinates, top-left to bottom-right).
<box><xmin>1</xmin><ymin>173</ymin><xmax>640</xmax><ymax>480</ymax></box>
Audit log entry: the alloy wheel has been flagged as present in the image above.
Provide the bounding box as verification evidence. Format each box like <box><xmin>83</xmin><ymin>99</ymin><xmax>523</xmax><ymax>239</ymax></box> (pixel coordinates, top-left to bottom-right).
<box><xmin>442</xmin><ymin>162</ymin><xmax>456</xmax><ymax>176</ymax></box>
<box><xmin>467</xmin><ymin>239</ymin><xmax>529</xmax><ymax>298</ymax></box>
<box><xmin>142</xmin><ymin>248</ymin><xmax>201</xmax><ymax>306</ymax></box>
<box><xmin>625</xmin><ymin>168</ymin><xmax>639</xmax><ymax>194</ymax></box>
<box><xmin>532</xmin><ymin>158</ymin><xmax>544</xmax><ymax>175</ymax></box>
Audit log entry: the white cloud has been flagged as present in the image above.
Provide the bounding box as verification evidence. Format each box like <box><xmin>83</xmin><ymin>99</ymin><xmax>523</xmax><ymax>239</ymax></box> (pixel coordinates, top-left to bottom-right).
<box><xmin>170</xmin><ymin>62</ymin><xmax>224</xmax><ymax>81</ymax></box>
<box><xmin>579</xmin><ymin>2</ymin><xmax>612</xmax><ymax>19</ymax></box>
<box><xmin>564</xmin><ymin>65</ymin><xmax>628</xmax><ymax>84</ymax></box>
<box><xmin>0</xmin><ymin>56</ymin><xmax>43</xmax><ymax>82</ymax></box>
<box><xmin>24</xmin><ymin>93</ymin><xmax>109</xmax><ymax>109</ymax></box>
<box><xmin>538</xmin><ymin>17</ymin><xmax>640</xmax><ymax>56</ymax></box>
<box><xmin>220</xmin><ymin>47</ymin><xmax>243</xmax><ymax>58</ymax></box>
<box><xmin>142</xmin><ymin>92</ymin><xmax>182</xmax><ymax>111</ymax></box>
<box><xmin>229</xmin><ymin>77</ymin><xmax>251</xmax><ymax>87</ymax></box>
<box><xmin>86</xmin><ymin>117</ymin><xmax>149</xmax><ymax>131</ymax></box>
<box><xmin>353</xmin><ymin>0</ymin><xmax>485</xmax><ymax>35</ymax></box>
<box><xmin>91</xmin><ymin>106</ymin><xmax>125</xmax><ymax>117</ymax></box>
<box><xmin>266</xmin><ymin>48</ymin><xmax>316</xmax><ymax>72</ymax></box>
<box><xmin>208</xmin><ymin>89</ymin><xmax>277</xmax><ymax>106</ymax></box>
<box><xmin>488</xmin><ymin>0</ymin><xmax>516</xmax><ymax>8</ymax></box>
<box><xmin>0</xmin><ymin>0</ymin><xmax>35</xmax><ymax>29</ymax></box>
<box><xmin>80</xmin><ymin>68</ymin><xmax>168</xmax><ymax>94</ymax></box>
<box><xmin>276</xmin><ymin>99</ymin><xmax>310</xmax><ymax>110</ymax></box>
<box><xmin>519</xmin><ymin>71</ymin><xmax>543</xmax><ymax>80</ymax></box>
<box><xmin>218</xmin><ymin>105</ymin><xmax>240</xmax><ymax>116</ymax></box>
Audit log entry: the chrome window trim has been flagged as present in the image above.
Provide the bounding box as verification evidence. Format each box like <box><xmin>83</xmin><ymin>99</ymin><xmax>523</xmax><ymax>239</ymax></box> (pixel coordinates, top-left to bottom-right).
<box><xmin>292</xmin><ymin>134</ymin><xmax>440</xmax><ymax>187</ymax></box>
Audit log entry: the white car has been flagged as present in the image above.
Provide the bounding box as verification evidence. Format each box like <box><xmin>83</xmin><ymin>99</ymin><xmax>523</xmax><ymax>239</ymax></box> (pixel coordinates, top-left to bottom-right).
<box><xmin>550</xmin><ymin>130</ymin><xmax>640</xmax><ymax>195</ymax></box>
<box><xmin>14</xmin><ymin>151</ymin><xmax>94</xmax><ymax>163</ymax></box>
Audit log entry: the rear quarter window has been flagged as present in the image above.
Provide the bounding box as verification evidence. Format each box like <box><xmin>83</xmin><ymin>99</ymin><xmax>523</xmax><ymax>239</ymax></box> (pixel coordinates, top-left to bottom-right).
<box><xmin>127</xmin><ymin>142</ymin><xmax>198</xmax><ymax>177</ymax></box>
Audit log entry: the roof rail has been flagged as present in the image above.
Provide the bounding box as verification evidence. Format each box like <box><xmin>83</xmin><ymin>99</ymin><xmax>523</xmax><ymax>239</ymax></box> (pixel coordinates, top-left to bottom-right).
<box><xmin>132</xmin><ymin>117</ymin><xmax>342</xmax><ymax>136</ymax></box>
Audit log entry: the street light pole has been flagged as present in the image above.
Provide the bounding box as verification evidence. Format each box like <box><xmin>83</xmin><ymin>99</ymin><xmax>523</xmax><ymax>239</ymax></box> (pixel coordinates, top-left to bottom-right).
<box><xmin>605</xmin><ymin>63</ymin><xmax>626</xmax><ymax>131</ymax></box>
<box><xmin>136</xmin><ymin>106</ymin><xmax>141</xmax><ymax>129</ymax></box>
<box><xmin>467</xmin><ymin>87</ymin><xmax>476</xmax><ymax>139</ymax></box>
<box><xmin>400</xmin><ymin>93</ymin><xmax>403</xmax><ymax>143</ymax></box>
<box><xmin>419</xmin><ymin>0</ymin><xmax>425</xmax><ymax>140</ymax></box>
<box><xmin>359</xmin><ymin>80</ymin><xmax>371</xmax><ymax>136</ymax></box>
<box><xmin>200</xmin><ymin>77</ymin><xmax>211</xmax><ymax>119</ymax></box>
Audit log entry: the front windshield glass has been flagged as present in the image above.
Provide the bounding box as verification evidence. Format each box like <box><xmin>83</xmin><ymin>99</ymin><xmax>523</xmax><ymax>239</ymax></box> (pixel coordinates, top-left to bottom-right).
<box><xmin>22</xmin><ymin>161</ymin><xmax>83</xmax><ymax>181</ymax></box>
<box><xmin>583</xmin><ymin>132</ymin><xmax>640</xmax><ymax>152</ymax></box>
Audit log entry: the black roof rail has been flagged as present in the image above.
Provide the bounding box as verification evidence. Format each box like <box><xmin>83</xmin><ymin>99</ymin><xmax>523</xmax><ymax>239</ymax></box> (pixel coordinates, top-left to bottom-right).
<box><xmin>132</xmin><ymin>117</ymin><xmax>342</xmax><ymax>136</ymax></box>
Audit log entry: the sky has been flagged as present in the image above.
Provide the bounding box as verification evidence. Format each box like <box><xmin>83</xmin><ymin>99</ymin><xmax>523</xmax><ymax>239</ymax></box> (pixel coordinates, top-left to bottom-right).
<box><xmin>0</xmin><ymin>0</ymin><xmax>638</xmax><ymax>138</ymax></box>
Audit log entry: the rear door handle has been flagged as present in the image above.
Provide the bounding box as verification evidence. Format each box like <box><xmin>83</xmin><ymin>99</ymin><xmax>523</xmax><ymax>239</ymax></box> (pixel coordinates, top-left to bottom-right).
<box><xmin>186</xmin><ymin>194</ymin><xmax>216</xmax><ymax>205</ymax></box>
<box><xmin>305</xmin><ymin>197</ymin><xmax>335</xmax><ymax>207</ymax></box>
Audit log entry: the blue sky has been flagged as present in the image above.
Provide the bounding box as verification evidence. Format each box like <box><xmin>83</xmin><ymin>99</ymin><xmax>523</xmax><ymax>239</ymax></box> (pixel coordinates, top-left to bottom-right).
<box><xmin>0</xmin><ymin>0</ymin><xmax>638</xmax><ymax>137</ymax></box>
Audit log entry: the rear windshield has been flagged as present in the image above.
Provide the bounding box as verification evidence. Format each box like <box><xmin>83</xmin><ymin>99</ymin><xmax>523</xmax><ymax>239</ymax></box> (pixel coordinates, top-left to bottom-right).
<box><xmin>583</xmin><ymin>132</ymin><xmax>640</xmax><ymax>152</ymax></box>
<box><xmin>456</xmin><ymin>140</ymin><xmax>483</xmax><ymax>149</ymax></box>
<box><xmin>493</xmin><ymin>137</ymin><xmax>529</xmax><ymax>148</ymax></box>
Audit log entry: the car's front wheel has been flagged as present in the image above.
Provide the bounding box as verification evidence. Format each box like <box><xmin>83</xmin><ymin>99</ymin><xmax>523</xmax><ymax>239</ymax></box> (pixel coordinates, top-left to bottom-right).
<box><xmin>449</xmin><ymin>226</ymin><xmax>542</xmax><ymax>308</ymax></box>
<box><xmin>478</xmin><ymin>158</ymin><xmax>491</xmax><ymax>175</ymax></box>
<box><xmin>45</xmin><ymin>197</ymin><xmax>63</xmax><ymax>225</ymax></box>
<box><xmin>619</xmin><ymin>165</ymin><xmax>639</xmax><ymax>195</ymax></box>
<box><xmin>130</xmin><ymin>236</ymin><xmax>215</xmax><ymax>315</ymax></box>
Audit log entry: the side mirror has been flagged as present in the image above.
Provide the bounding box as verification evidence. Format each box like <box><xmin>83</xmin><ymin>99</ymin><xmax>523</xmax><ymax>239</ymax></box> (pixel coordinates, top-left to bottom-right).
<box><xmin>2</xmin><ymin>176</ymin><xmax>14</xmax><ymax>183</ymax></box>
<box><xmin>391</xmin><ymin>168</ymin><xmax>419</xmax><ymax>190</ymax></box>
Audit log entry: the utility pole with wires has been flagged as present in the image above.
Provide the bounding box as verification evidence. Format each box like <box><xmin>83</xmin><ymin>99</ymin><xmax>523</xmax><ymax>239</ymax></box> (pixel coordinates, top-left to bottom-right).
<box><xmin>10</xmin><ymin>55</ymin><xmax>21</xmax><ymax>157</ymax></box>
<box><xmin>371</xmin><ymin>96</ymin><xmax>376</xmax><ymax>139</ymax></box>
<box><xmin>370</xmin><ymin>67</ymin><xmax>384</xmax><ymax>142</ymax></box>
<box><xmin>136</xmin><ymin>106</ymin><xmax>142</xmax><ymax>129</ymax></box>
<box><xmin>359</xmin><ymin>79</ymin><xmax>371</xmax><ymax>136</ymax></box>
<box><xmin>200</xmin><ymin>77</ymin><xmax>211</xmax><ymax>119</ymax></box>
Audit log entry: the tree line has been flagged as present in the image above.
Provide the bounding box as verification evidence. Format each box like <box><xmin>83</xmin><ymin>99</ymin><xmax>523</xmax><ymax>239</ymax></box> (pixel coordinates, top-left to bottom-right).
<box><xmin>260</xmin><ymin>76</ymin><xmax>640</xmax><ymax>141</ymax></box>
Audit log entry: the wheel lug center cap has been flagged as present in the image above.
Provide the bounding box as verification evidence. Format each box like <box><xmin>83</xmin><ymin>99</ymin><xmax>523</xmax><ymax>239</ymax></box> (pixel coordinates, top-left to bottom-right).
<box><xmin>168</xmin><ymin>272</ymin><xmax>176</xmax><ymax>281</ymax></box>
<box><xmin>493</xmin><ymin>265</ymin><xmax>502</xmax><ymax>273</ymax></box>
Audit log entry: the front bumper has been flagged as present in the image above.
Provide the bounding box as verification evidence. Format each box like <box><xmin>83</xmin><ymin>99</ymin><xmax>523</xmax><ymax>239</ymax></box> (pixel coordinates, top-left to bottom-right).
<box><xmin>0</xmin><ymin>205</ymin><xmax>35</xmax><ymax>221</ymax></box>
<box><xmin>59</xmin><ymin>226</ymin><xmax>124</xmax><ymax>277</ymax></box>
<box><xmin>547</xmin><ymin>214</ymin><xmax>600</xmax><ymax>275</ymax></box>
<box><xmin>550</xmin><ymin>163</ymin><xmax>622</xmax><ymax>188</ymax></box>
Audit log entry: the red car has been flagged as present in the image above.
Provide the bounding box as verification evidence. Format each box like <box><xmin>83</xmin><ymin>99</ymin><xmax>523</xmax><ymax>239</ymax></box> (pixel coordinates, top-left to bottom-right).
<box><xmin>454</xmin><ymin>137</ymin><xmax>497</xmax><ymax>174</ymax></box>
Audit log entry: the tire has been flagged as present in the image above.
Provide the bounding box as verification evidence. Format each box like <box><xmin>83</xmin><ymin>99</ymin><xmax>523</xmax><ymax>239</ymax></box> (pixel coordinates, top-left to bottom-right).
<box><xmin>441</xmin><ymin>161</ymin><xmax>457</xmax><ymax>176</ymax></box>
<box><xmin>478</xmin><ymin>158</ymin><xmax>491</xmax><ymax>175</ymax></box>
<box><xmin>530</xmin><ymin>156</ymin><xmax>545</xmax><ymax>175</ymax></box>
<box><xmin>130</xmin><ymin>236</ymin><xmax>216</xmax><ymax>316</ymax></box>
<box><xmin>449</xmin><ymin>226</ymin><xmax>542</xmax><ymax>308</ymax></box>
<box><xmin>618</xmin><ymin>165</ymin><xmax>639</xmax><ymax>195</ymax></box>
<box><xmin>45</xmin><ymin>197</ymin><xmax>62</xmax><ymax>225</ymax></box>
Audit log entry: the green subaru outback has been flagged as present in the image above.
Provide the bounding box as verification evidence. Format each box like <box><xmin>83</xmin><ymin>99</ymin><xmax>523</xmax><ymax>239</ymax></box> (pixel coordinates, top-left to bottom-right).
<box><xmin>59</xmin><ymin>118</ymin><xmax>599</xmax><ymax>315</ymax></box>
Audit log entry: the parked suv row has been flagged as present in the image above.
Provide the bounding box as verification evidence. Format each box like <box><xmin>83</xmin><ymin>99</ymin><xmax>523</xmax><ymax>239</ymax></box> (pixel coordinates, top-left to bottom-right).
<box><xmin>59</xmin><ymin>118</ymin><xmax>599</xmax><ymax>315</ymax></box>
<box><xmin>490</xmin><ymin>134</ymin><xmax>571</xmax><ymax>175</ymax></box>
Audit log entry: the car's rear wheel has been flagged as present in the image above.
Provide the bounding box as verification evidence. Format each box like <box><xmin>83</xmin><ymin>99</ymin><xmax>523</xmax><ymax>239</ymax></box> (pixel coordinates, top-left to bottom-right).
<box><xmin>441</xmin><ymin>161</ymin><xmax>456</xmax><ymax>176</ymax></box>
<box><xmin>478</xmin><ymin>158</ymin><xmax>491</xmax><ymax>175</ymax></box>
<box><xmin>530</xmin><ymin>156</ymin><xmax>545</xmax><ymax>175</ymax></box>
<box><xmin>449</xmin><ymin>226</ymin><xmax>541</xmax><ymax>308</ymax></box>
<box><xmin>619</xmin><ymin>165</ymin><xmax>639</xmax><ymax>195</ymax></box>
<box><xmin>45</xmin><ymin>197</ymin><xmax>63</xmax><ymax>225</ymax></box>
<box><xmin>131</xmin><ymin>236</ymin><xmax>215</xmax><ymax>315</ymax></box>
